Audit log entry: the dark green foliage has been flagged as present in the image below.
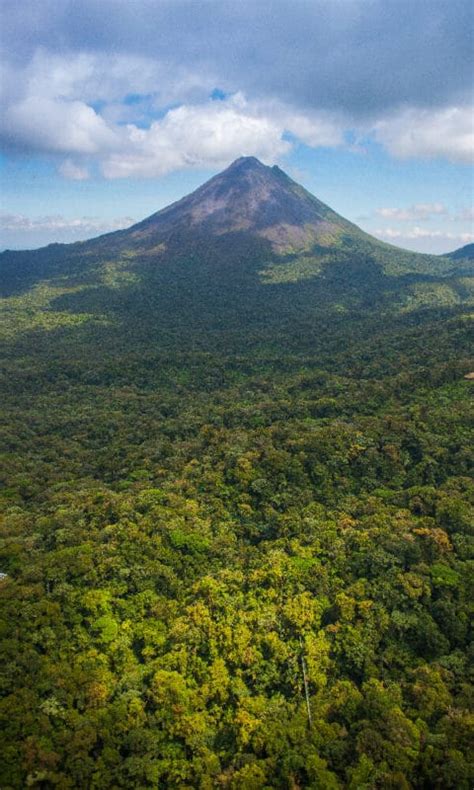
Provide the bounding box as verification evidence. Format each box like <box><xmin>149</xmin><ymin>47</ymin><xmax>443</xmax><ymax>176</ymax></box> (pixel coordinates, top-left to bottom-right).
<box><xmin>446</xmin><ymin>243</ymin><xmax>474</xmax><ymax>261</ymax></box>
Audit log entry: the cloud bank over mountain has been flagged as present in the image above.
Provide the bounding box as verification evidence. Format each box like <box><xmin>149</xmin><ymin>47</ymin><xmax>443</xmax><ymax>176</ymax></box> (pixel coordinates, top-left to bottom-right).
<box><xmin>0</xmin><ymin>212</ymin><xmax>135</xmax><ymax>248</ymax></box>
<box><xmin>1</xmin><ymin>0</ymin><xmax>472</xmax><ymax>179</ymax></box>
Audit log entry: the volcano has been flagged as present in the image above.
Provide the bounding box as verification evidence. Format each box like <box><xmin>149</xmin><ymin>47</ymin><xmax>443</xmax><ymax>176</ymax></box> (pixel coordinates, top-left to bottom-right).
<box><xmin>121</xmin><ymin>156</ymin><xmax>362</xmax><ymax>252</ymax></box>
<box><xmin>0</xmin><ymin>157</ymin><xmax>470</xmax><ymax>299</ymax></box>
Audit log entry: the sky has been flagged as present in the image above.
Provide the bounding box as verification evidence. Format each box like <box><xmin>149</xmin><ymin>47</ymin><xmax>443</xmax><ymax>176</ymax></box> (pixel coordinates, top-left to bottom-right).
<box><xmin>0</xmin><ymin>0</ymin><xmax>472</xmax><ymax>253</ymax></box>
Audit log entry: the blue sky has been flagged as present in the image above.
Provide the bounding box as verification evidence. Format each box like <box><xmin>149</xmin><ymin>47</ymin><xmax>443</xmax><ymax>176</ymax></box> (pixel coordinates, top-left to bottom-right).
<box><xmin>0</xmin><ymin>0</ymin><xmax>472</xmax><ymax>253</ymax></box>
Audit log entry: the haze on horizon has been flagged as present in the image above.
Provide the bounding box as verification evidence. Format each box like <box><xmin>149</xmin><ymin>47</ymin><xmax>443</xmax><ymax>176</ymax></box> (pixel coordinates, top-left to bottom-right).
<box><xmin>0</xmin><ymin>0</ymin><xmax>472</xmax><ymax>253</ymax></box>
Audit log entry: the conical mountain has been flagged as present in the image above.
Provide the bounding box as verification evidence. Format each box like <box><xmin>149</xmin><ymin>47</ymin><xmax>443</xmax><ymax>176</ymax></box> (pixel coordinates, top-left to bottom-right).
<box><xmin>79</xmin><ymin>157</ymin><xmax>462</xmax><ymax>280</ymax></box>
<box><xmin>0</xmin><ymin>157</ymin><xmax>469</xmax><ymax>299</ymax></box>
<box><xmin>122</xmin><ymin>156</ymin><xmax>362</xmax><ymax>252</ymax></box>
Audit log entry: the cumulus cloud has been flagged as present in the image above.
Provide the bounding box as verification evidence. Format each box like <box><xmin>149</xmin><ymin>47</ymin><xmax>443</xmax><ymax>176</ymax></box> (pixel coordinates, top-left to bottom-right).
<box><xmin>270</xmin><ymin>106</ymin><xmax>345</xmax><ymax>148</ymax></box>
<box><xmin>102</xmin><ymin>94</ymin><xmax>290</xmax><ymax>178</ymax></box>
<box><xmin>373</xmin><ymin>203</ymin><xmax>474</xmax><ymax>237</ymax></box>
<box><xmin>101</xmin><ymin>93</ymin><xmax>344</xmax><ymax>179</ymax></box>
<box><xmin>0</xmin><ymin>47</ymin><xmax>214</xmax><ymax>158</ymax></box>
<box><xmin>374</xmin><ymin>227</ymin><xmax>474</xmax><ymax>242</ymax></box>
<box><xmin>374</xmin><ymin>105</ymin><xmax>474</xmax><ymax>164</ymax></box>
<box><xmin>0</xmin><ymin>212</ymin><xmax>135</xmax><ymax>249</ymax></box>
<box><xmin>0</xmin><ymin>213</ymin><xmax>134</xmax><ymax>234</ymax></box>
<box><xmin>376</xmin><ymin>203</ymin><xmax>448</xmax><ymax>221</ymax></box>
<box><xmin>0</xmin><ymin>40</ymin><xmax>346</xmax><ymax>178</ymax></box>
<box><xmin>0</xmin><ymin>1</ymin><xmax>472</xmax><ymax>176</ymax></box>
<box><xmin>4</xmin><ymin>96</ymin><xmax>116</xmax><ymax>154</ymax></box>
<box><xmin>372</xmin><ymin>225</ymin><xmax>474</xmax><ymax>253</ymax></box>
<box><xmin>1</xmin><ymin>48</ymin><xmax>210</xmax><ymax>109</ymax></box>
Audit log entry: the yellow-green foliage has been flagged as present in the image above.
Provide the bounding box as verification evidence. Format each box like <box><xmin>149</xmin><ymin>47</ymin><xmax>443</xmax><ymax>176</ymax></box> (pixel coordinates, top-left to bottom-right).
<box><xmin>459</xmin><ymin>276</ymin><xmax>474</xmax><ymax>296</ymax></box>
<box><xmin>401</xmin><ymin>282</ymin><xmax>461</xmax><ymax>311</ymax></box>
<box><xmin>100</xmin><ymin>260</ymin><xmax>140</xmax><ymax>289</ymax></box>
<box><xmin>259</xmin><ymin>255</ymin><xmax>326</xmax><ymax>283</ymax></box>
<box><xmin>399</xmin><ymin>278</ymin><xmax>474</xmax><ymax>311</ymax></box>
<box><xmin>0</xmin><ymin>228</ymin><xmax>473</xmax><ymax>789</ymax></box>
<box><xmin>0</xmin><ymin>282</ymin><xmax>103</xmax><ymax>340</ymax></box>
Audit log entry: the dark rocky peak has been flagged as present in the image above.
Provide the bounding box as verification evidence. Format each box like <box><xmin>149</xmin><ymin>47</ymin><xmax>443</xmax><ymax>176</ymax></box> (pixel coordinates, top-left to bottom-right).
<box><xmin>127</xmin><ymin>157</ymin><xmax>360</xmax><ymax>251</ymax></box>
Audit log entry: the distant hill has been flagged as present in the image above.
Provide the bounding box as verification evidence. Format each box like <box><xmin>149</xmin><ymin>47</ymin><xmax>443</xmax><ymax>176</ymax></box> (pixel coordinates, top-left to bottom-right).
<box><xmin>445</xmin><ymin>242</ymin><xmax>474</xmax><ymax>260</ymax></box>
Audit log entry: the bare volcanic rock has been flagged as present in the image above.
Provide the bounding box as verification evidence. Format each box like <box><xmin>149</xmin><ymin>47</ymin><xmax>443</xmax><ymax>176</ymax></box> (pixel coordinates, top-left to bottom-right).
<box><xmin>126</xmin><ymin>156</ymin><xmax>361</xmax><ymax>251</ymax></box>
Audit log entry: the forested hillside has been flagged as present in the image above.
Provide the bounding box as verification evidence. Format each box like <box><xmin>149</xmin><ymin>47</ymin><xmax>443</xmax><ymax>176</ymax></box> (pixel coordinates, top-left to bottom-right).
<box><xmin>1</xmin><ymin>160</ymin><xmax>473</xmax><ymax>788</ymax></box>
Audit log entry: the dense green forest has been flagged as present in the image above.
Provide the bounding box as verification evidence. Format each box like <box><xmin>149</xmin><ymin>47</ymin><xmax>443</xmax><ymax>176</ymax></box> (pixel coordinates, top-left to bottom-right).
<box><xmin>1</xmin><ymin>161</ymin><xmax>473</xmax><ymax>788</ymax></box>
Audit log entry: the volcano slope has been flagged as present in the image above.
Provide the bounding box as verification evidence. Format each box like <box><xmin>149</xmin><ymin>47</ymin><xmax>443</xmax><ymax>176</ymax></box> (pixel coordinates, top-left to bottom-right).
<box><xmin>0</xmin><ymin>158</ymin><xmax>473</xmax><ymax>788</ymax></box>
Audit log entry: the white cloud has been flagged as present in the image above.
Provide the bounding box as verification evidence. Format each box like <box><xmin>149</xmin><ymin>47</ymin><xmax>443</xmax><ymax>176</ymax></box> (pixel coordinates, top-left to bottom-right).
<box><xmin>374</xmin><ymin>226</ymin><xmax>474</xmax><ymax>242</ymax></box>
<box><xmin>0</xmin><ymin>45</ymin><xmax>344</xmax><ymax>177</ymax></box>
<box><xmin>5</xmin><ymin>96</ymin><xmax>116</xmax><ymax>154</ymax></box>
<box><xmin>0</xmin><ymin>45</ymin><xmax>472</xmax><ymax>179</ymax></box>
<box><xmin>376</xmin><ymin>203</ymin><xmax>448</xmax><ymax>221</ymax></box>
<box><xmin>374</xmin><ymin>105</ymin><xmax>474</xmax><ymax>164</ymax></box>
<box><xmin>58</xmin><ymin>159</ymin><xmax>91</xmax><ymax>180</ymax></box>
<box><xmin>372</xmin><ymin>225</ymin><xmax>474</xmax><ymax>253</ymax></box>
<box><xmin>267</xmin><ymin>104</ymin><xmax>345</xmax><ymax>148</ymax></box>
<box><xmin>0</xmin><ymin>212</ymin><xmax>136</xmax><ymax>249</ymax></box>
<box><xmin>102</xmin><ymin>93</ymin><xmax>293</xmax><ymax>178</ymax></box>
<box><xmin>4</xmin><ymin>49</ymin><xmax>211</xmax><ymax>108</ymax></box>
<box><xmin>0</xmin><ymin>213</ymin><xmax>134</xmax><ymax>233</ymax></box>
<box><xmin>102</xmin><ymin>94</ymin><xmax>346</xmax><ymax>179</ymax></box>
